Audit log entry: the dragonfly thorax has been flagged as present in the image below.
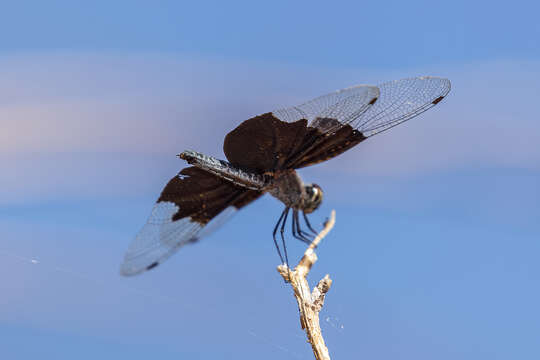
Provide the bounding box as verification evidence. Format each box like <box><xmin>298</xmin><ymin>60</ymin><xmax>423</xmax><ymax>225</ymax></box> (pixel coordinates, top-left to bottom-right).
<box><xmin>267</xmin><ymin>170</ymin><xmax>323</xmax><ymax>213</ymax></box>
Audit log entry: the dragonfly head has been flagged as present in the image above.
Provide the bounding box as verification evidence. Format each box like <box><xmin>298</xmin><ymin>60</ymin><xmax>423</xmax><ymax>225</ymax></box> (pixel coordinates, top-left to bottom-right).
<box><xmin>303</xmin><ymin>183</ymin><xmax>323</xmax><ymax>214</ymax></box>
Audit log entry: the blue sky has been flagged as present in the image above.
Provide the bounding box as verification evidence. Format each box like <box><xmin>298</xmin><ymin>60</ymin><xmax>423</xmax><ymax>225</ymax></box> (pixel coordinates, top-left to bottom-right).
<box><xmin>2</xmin><ymin>1</ymin><xmax>539</xmax><ymax>67</ymax></box>
<box><xmin>1</xmin><ymin>1</ymin><xmax>539</xmax><ymax>359</ymax></box>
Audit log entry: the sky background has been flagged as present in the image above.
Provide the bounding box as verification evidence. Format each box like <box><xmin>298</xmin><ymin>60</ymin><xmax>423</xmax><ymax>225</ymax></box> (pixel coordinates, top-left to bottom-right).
<box><xmin>1</xmin><ymin>1</ymin><xmax>539</xmax><ymax>359</ymax></box>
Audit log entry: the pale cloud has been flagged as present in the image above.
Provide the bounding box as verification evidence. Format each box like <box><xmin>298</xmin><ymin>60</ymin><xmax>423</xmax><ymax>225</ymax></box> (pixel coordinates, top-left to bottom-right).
<box><xmin>1</xmin><ymin>53</ymin><xmax>538</xmax><ymax>204</ymax></box>
<box><xmin>0</xmin><ymin>53</ymin><xmax>333</xmax><ymax>155</ymax></box>
<box><xmin>1</xmin><ymin>152</ymin><xmax>174</xmax><ymax>204</ymax></box>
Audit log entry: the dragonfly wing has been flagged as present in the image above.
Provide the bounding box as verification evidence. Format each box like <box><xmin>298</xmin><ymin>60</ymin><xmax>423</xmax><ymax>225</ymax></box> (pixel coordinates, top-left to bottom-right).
<box><xmin>120</xmin><ymin>167</ymin><xmax>262</xmax><ymax>276</ymax></box>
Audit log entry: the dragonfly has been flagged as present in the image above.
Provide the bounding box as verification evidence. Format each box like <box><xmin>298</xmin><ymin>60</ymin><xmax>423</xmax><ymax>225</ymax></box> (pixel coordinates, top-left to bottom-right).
<box><xmin>120</xmin><ymin>76</ymin><xmax>451</xmax><ymax>276</ymax></box>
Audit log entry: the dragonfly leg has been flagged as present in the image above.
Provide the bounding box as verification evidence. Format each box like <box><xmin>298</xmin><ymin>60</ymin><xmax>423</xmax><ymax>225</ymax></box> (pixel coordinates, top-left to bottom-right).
<box><xmin>297</xmin><ymin>210</ymin><xmax>315</xmax><ymax>242</ymax></box>
<box><xmin>303</xmin><ymin>211</ymin><xmax>318</xmax><ymax>235</ymax></box>
<box><xmin>272</xmin><ymin>207</ymin><xmax>287</xmax><ymax>264</ymax></box>
<box><xmin>280</xmin><ymin>207</ymin><xmax>290</xmax><ymax>269</ymax></box>
<box><xmin>292</xmin><ymin>210</ymin><xmax>312</xmax><ymax>245</ymax></box>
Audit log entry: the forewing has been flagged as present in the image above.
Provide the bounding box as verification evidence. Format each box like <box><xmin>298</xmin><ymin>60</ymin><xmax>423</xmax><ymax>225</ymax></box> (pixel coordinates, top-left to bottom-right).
<box><xmin>120</xmin><ymin>167</ymin><xmax>262</xmax><ymax>276</ymax></box>
<box><xmin>353</xmin><ymin>76</ymin><xmax>451</xmax><ymax>137</ymax></box>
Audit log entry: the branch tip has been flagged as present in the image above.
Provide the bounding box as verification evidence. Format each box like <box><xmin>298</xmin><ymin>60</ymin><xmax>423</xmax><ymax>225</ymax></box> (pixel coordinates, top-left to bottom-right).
<box><xmin>276</xmin><ymin>210</ymin><xmax>336</xmax><ymax>360</ymax></box>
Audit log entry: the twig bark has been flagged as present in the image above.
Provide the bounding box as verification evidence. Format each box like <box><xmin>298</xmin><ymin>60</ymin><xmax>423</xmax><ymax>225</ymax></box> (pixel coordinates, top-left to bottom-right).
<box><xmin>277</xmin><ymin>210</ymin><xmax>336</xmax><ymax>360</ymax></box>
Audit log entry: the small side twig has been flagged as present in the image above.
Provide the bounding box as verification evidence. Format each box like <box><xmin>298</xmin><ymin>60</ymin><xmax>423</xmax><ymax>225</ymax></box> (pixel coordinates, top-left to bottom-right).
<box><xmin>277</xmin><ymin>210</ymin><xmax>336</xmax><ymax>360</ymax></box>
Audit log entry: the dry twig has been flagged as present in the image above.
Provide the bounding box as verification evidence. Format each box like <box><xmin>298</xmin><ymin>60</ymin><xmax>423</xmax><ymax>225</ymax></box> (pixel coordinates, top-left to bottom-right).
<box><xmin>277</xmin><ymin>210</ymin><xmax>336</xmax><ymax>360</ymax></box>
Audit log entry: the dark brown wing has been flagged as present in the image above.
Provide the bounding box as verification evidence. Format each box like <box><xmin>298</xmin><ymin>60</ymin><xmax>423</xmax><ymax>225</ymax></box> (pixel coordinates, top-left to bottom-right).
<box><xmin>223</xmin><ymin>84</ymin><xmax>380</xmax><ymax>172</ymax></box>
<box><xmin>225</xmin><ymin>77</ymin><xmax>450</xmax><ymax>170</ymax></box>
<box><xmin>224</xmin><ymin>115</ymin><xmax>366</xmax><ymax>171</ymax></box>
<box><xmin>223</xmin><ymin>112</ymin><xmax>315</xmax><ymax>173</ymax></box>
<box><xmin>120</xmin><ymin>167</ymin><xmax>262</xmax><ymax>276</ymax></box>
<box><xmin>284</xmin><ymin>120</ymin><xmax>367</xmax><ymax>169</ymax></box>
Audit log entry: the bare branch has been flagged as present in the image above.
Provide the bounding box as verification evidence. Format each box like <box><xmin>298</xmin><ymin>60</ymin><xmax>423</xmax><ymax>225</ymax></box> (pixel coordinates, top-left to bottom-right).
<box><xmin>277</xmin><ymin>210</ymin><xmax>336</xmax><ymax>360</ymax></box>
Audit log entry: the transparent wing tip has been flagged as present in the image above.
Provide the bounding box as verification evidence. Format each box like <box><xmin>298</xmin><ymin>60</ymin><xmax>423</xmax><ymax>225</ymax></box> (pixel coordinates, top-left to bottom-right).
<box><xmin>119</xmin><ymin>259</ymin><xmax>148</xmax><ymax>277</ymax></box>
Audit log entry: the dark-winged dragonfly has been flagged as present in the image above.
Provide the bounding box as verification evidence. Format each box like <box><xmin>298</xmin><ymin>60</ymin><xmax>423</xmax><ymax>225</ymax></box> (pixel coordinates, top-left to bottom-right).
<box><xmin>120</xmin><ymin>76</ymin><xmax>451</xmax><ymax>276</ymax></box>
